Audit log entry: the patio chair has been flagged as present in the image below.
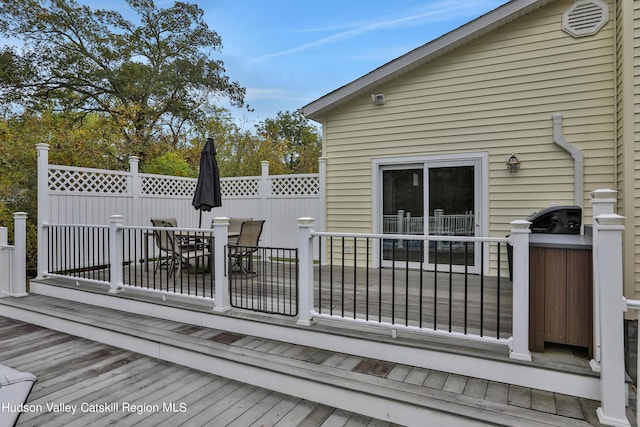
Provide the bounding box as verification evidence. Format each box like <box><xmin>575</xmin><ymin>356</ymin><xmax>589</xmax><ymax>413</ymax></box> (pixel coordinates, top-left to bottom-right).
<box><xmin>0</xmin><ymin>364</ymin><xmax>37</xmax><ymax>427</ymax></box>
<box><xmin>227</xmin><ymin>217</ymin><xmax>253</xmax><ymax>244</ymax></box>
<box><xmin>150</xmin><ymin>218</ymin><xmax>177</xmax><ymax>273</ymax></box>
<box><xmin>229</xmin><ymin>220</ymin><xmax>265</xmax><ymax>274</ymax></box>
<box><xmin>151</xmin><ymin>218</ymin><xmax>210</xmax><ymax>277</ymax></box>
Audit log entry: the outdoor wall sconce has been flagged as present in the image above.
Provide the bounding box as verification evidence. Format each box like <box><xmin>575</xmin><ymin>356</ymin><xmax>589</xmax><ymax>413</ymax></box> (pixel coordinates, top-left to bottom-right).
<box><xmin>506</xmin><ymin>153</ymin><xmax>521</xmax><ymax>173</ymax></box>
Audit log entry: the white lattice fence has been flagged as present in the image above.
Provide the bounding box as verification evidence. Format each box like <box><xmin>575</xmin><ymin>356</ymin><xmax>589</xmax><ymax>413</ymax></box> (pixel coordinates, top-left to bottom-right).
<box><xmin>39</xmin><ymin>147</ymin><xmax>325</xmax><ymax>251</ymax></box>
<box><xmin>269</xmin><ymin>175</ymin><xmax>319</xmax><ymax>197</ymax></box>
<box><xmin>221</xmin><ymin>177</ymin><xmax>261</xmax><ymax>198</ymax></box>
<box><xmin>49</xmin><ymin>166</ymin><xmax>128</xmax><ymax>194</ymax></box>
<box><xmin>141</xmin><ymin>175</ymin><xmax>196</xmax><ymax>197</ymax></box>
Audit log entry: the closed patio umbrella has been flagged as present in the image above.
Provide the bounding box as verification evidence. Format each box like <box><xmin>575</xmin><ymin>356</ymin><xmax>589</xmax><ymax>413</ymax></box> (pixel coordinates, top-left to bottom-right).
<box><xmin>192</xmin><ymin>137</ymin><xmax>222</xmax><ymax>227</ymax></box>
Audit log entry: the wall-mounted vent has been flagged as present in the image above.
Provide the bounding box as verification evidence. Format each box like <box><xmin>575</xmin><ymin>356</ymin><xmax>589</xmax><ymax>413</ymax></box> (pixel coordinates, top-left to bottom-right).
<box><xmin>562</xmin><ymin>0</ymin><xmax>609</xmax><ymax>38</ymax></box>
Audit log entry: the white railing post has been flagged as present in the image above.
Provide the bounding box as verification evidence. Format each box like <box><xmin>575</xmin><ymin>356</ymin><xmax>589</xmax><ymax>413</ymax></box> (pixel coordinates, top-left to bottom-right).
<box><xmin>297</xmin><ymin>217</ymin><xmax>316</xmax><ymax>326</ymax></box>
<box><xmin>36</xmin><ymin>143</ymin><xmax>50</xmax><ymax>279</ymax></box>
<box><xmin>108</xmin><ymin>215</ymin><xmax>125</xmax><ymax>293</ymax></box>
<box><xmin>509</xmin><ymin>219</ymin><xmax>532</xmax><ymax>362</ymax></box>
<box><xmin>213</xmin><ymin>217</ymin><xmax>230</xmax><ymax>312</ymax></box>
<box><xmin>590</xmin><ymin>188</ymin><xmax>618</xmax><ymax>372</ymax></box>
<box><xmin>260</xmin><ymin>160</ymin><xmax>270</xmax><ymax>245</ymax></box>
<box><xmin>129</xmin><ymin>156</ymin><xmax>141</xmax><ymax>226</ymax></box>
<box><xmin>318</xmin><ymin>158</ymin><xmax>327</xmax><ymax>232</ymax></box>
<box><xmin>594</xmin><ymin>214</ymin><xmax>630</xmax><ymax>427</ymax></box>
<box><xmin>12</xmin><ymin>212</ymin><xmax>28</xmax><ymax>297</ymax></box>
<box><xmin>0</xmin><ymin>227</ymin><xmax>10</xmax><ymax>296</ymax></box>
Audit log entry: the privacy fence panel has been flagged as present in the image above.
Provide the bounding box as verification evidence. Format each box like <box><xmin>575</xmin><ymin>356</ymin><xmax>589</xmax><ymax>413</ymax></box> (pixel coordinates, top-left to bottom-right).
<box><xmin>48</xmin><ymin>165</ymin><xmax>134</xmax><ymax>225</ymax></box>
<box><xmin>40</xmin><ymin>147</ymin><xmax>325</xmax><ymax>251</ymax></box>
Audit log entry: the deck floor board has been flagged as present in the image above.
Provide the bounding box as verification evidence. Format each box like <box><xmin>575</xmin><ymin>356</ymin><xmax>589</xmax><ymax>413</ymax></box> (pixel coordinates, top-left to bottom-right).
<box><xmin>2</xmin><ymin>291</ymin><xmax>632</xmax><ymax>426</ymax></box>
<box><xmin>0</xmin><ymin>316</ymin><xmax>392</xmax><ymax>427</ymax></box>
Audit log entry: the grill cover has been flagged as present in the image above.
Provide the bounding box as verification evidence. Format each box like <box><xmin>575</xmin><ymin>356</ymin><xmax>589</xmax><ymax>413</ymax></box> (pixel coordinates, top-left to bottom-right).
<box><xmin>526</xmin><ymin>205</ymin><xmax>581</xmax><ymax>234</ymax></box>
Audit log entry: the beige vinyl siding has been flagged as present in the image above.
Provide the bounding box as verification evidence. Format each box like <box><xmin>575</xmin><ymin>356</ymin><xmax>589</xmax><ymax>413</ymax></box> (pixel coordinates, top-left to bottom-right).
<box><xmin>616</xmin><ymin>0</ymin><xmax>640</xmax><ymax>299</ymax></box>
<box><xmin>632</xmin><ymin>0</ymin><xmax>640</xmax><ymax>298</ymax></box>
<box><xmin>323</xmin><ymin>0</ymin><xmax>615</xmax><ymax>247</ymax></box>
<box><xmin>615</xmin><ymin>0</ymin><xmax>624</xmax><ymax>209</ymax></box>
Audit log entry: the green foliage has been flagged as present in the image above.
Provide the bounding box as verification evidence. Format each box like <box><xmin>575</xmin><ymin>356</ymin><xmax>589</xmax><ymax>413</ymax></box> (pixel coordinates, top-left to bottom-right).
<box><xmin>0</xmin><ymin>1</ymin><xmax>323</xmax><ymax>278</ymax></box>
<box><xmin>256</xmin><ymin>110</ymin><xmax>322</xmax><ymax>173</ymax></box>
<box><xmin>0</xmin><ymin>110</ymin><xmax>128</xmax><ymax>277</ymax></box>
<box><xmin>142</xmin><ymin>151</ymin><xmax>197</xmax><ymax>177</ymax></box>
<box><xmin>0</xmin><ymin>207</ymin><xmax>38</xmax><ymax>277</ymax></box>
<box><xmin>0</xmin><ymin>0</ymin><xmax>246</xmax><ymax>155</ymax></box>
<box><xmin>190</xmin><ymin>107</ymin><xmax>287</xmax><ymax>177</ymax></box>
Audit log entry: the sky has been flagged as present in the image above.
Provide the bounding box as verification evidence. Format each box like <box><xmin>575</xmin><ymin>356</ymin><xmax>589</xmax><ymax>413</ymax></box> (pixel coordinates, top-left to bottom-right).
<box><xmin>83</xmin><ymin>0</ymin><xmax>506</xmax><ymax>126</ymax></box>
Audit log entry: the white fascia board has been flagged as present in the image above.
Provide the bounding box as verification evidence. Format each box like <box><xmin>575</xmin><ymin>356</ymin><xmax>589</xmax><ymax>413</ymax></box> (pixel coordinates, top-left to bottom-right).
<box><xmin>301</xmin><ymin>0</ymin><xmax>555</xmax><ymax>120</ymax></box>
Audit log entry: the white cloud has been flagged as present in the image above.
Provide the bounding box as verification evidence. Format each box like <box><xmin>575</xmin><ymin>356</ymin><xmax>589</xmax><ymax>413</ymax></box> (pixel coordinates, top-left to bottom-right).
<box><xmin>250</xmin><ymin>0</ymin><xmax>502</xmax><ymax>63</ymax></box>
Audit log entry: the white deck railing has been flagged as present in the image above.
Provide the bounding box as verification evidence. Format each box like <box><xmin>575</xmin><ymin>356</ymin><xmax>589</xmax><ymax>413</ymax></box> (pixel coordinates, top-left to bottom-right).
<box><xmin>296</xmin><ymin>218</ymin><xmax>532</xmax><ymax>362</ymax></box>
<box><xmin>21</xmin><ymin>147</ymin><xmax>639</xmax><ymax>426</ymax></box>
<box><xmin>0</xmin><ymin>213</ymin><xmax>27</xmax><ymax>298</ymax></box>
<box><xmin>383</xmin><ymin>212</ymin><xmax>474</xmax><ymax>236</ymax></box>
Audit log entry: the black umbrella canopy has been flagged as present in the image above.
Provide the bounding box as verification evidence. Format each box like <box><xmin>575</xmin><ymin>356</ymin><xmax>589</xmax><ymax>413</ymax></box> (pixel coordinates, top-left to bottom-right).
<box><xmin>192</xmin><ymin>137</ymin><xmax>222</xmax><ymax>226</ymax></box>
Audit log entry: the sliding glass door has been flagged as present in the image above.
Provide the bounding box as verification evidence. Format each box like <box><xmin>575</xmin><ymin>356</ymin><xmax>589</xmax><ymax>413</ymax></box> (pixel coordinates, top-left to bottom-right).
<box><xmin>380</xmin><ymin>157</ymin><xmax>481</xmax><ymax>272</ymax></box>
<box><xmin>382</xmin><ymin>167</ymin><xmax>424</xmax><ymax>263</ymax></box>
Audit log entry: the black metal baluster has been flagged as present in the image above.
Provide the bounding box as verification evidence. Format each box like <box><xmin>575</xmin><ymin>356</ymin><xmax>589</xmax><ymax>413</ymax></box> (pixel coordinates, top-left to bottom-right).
<box><xmin>480</xmin><ymin>242</ymin><xmax>485</xmax><ymax>337</ymax></box>
<box><xmin>47</xmin><ymin>227</ymin><xmax>52</xmax><ymax>274</ymax></box>
<box><xmin>153</xmin><ymin>228</ymin><xmax>158</xmax><ymax>290</ymax></box>
<box><xmin>464</xmin><ymin>242</ymin><xmax>469</xmax><ymax>335</ymax></box>
<box><xmin>434</xmin><ymin>240</ymin><xmax>438</xmax><ymax>330</ymax></box>
<box><xmin>330</xmin><ymin>236</ymin><xmax>334</xmax><ymax>316</ymax></box>
<box><xmin>105</xmin><ymin>227</ymin><xmax>110</xmax><ymax>282</ymax></box>
<box><xmin>318</xmin><ymin>235</ymin><xmax>322</xmax><ymax>315</ymax></box>
<box><xmin>419</xmin><ymin>239</ymin><xmax>424</xmax><ymax>329</ymax></box>
<box><xmin>66</xmin><ymin>226</ymin><xmax>71</xmax><ymax>276</ymax></box>
<box><xmin>341</xmin><ymin>237</ymin><xmax>345</xmax><ymax>318</ymax></box>
<box><xmin>405</xmin><ymin>240</ymin><xmax>409</xmax><ymax>327</ymax></box>
<box><xmin>366</xmin><ymin>238</ymin><xmax>370</xmax><ymax>321</ymax></box>
<box><xmin>378</xmin><ymin>238</ymin><xmax>382</xmax><ymax>323</ymax></box>
<box><xmin>353</xmin><ymin>237</ymin><xmax>357</xmax><ymax>320</ymax></box>
<box><xmin>497</xmin><ymin>242</ymin><xmax>501</xmax><ymax>339</ymax></box>
<box><xmin>391</xmin><ymin>239</ymin><xmax>396</xmax><ymax>325</ymax></box>
<box><xmin>449</xmin><ymin>241</ymin><xmax>453</xmax><ymax>333</ymax></box>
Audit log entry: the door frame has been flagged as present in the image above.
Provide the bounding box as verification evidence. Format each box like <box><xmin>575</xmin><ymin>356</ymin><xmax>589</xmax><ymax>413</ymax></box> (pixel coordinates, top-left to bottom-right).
<box><xmin>372</xmin><ymin>152</ymin><xmax>489</xmax><ymax>271</ymax></box>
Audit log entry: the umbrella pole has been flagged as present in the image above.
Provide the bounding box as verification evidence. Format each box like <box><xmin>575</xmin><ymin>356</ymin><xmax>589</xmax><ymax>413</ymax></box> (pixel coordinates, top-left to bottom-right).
<box><xmin>199</xmin><ymin>210</ymin><xmax>202</xmax><ymax>228</ymax></box>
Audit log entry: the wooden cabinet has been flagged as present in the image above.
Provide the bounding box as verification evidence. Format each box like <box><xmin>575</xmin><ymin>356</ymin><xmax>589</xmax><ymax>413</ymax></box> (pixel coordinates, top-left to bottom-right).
<box><xmin>529</xmin><ymin>246</ymin><xmax>592</xmax><ymax>355</ymax></box>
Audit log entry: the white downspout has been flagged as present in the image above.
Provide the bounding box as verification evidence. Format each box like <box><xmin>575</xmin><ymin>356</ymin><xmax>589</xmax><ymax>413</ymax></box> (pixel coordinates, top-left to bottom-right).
<box><xmin>552</xmin><ymin>113</ymin><xmax>584</xmax><ymax>207</ymax></box>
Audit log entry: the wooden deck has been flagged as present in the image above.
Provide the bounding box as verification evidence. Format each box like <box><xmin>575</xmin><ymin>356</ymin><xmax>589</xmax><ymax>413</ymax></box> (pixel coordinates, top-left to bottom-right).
<box><xmin>1</xmin><ymin>288</ymin><xmax>634</xmax><ymax>426</ymax></box>
<box><xmin>72</xmin><ymin>260</ymin><xmax>514</xmax><ymax>338</ymax></box>
<box><xmin>0</xmin><ymin>316</ymin><xmax>396</xmax><ymax>427</ymax></box>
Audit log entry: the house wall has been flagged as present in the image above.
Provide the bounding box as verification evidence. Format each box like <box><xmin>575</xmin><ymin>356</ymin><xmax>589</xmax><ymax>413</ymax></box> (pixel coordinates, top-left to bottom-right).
<box><xmin>321</xmin><ymin>0</ymin><xmax>616</xmax><ymax>266</ymax></box>
<box><xmin>633</xmin><ymin>0</ymin><xmax>640</xmax><ymax>300</ymax></box>
<box><xmin>616</xmin><ymin>0</ymin><xmax>640</xmax><ymax>300</ymax></box>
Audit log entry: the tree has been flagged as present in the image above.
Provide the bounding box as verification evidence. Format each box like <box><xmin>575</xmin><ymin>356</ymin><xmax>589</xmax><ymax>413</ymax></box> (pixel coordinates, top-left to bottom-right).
<box><xmin>0</xmin><ymin>110</ymin><xmax>125</xmax><ymax>276</ymax></box>
<box><xmin>194</xmin><ymin>108</ymin><xmax>287</xmax><ymax>177</ymax></box>
<box><xmin>143</xmin><ymin>151</ymin><xmax>197</xmax><ymax>177</ymax></box>
<box><xmin>256</xmin><ymin>110</ymin><xmax>322</xmax><ymax>173</ymax></box>
<box><xmin>0</xmin><ymin>0</ymin><xmax>246</xmax><ymax>157</ymax></box>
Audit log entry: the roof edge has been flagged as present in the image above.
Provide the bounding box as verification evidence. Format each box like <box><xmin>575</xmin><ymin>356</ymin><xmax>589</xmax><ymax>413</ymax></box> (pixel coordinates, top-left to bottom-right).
<box><xmin>301</xmin><ymin>0</ymin><xmax>555</xmax><ymax>120</ymax></box>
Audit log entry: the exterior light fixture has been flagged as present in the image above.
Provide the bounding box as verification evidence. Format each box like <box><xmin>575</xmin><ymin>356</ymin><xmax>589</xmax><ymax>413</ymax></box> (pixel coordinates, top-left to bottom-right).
<box><xmin>506</xmin><ymin>153</ymin><xmax>521</xmax><ymax>173</ymax></box>
<box><xmin>371</xmin><ymin>94</ymin><xmax>386</xmax><ymax>105</ymax></box>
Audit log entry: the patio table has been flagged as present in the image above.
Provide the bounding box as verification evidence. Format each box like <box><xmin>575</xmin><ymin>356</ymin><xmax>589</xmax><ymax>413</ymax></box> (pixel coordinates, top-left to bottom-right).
<box><xmin>143</xmin><ymin>230</ymin><xmax>239</xmax><ymax>272</ymax></box>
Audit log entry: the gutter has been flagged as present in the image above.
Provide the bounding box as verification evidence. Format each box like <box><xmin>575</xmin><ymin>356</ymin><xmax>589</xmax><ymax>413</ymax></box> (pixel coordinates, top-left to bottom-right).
<box><xmin>552</xmin><ymin>113</ymin><xmax>584</xmax><ymax>208</ymax></box>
